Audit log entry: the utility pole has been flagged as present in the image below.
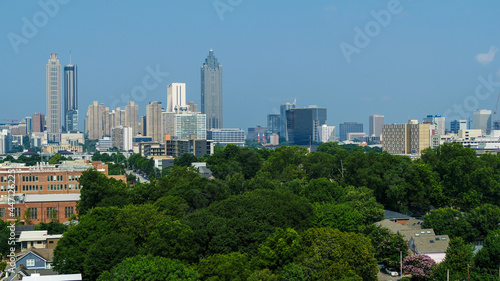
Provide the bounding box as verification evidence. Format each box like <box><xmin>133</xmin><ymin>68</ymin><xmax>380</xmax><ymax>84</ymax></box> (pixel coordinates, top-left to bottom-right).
<box><xmin>467</xmin><ymin>263</ymin><xmax>470</xmax><ymax>281</ymax></box>
<box><xmin>400</xmin><ymin>251</ymin><xmax>402</xmax><ymax>278</ymax></box>
<box><xmin>447</xmin><ymin>269</ymin><xmax>449</xmax><ymax>281</ymax></box>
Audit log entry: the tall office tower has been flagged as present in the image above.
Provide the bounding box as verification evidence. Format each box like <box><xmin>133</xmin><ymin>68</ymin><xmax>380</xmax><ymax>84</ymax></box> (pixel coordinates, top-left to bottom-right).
<box><xmin>46</xmin><ymin>53</ymin><xmax>62</xmax><ymax>142</ymax></box>
<box><xmin>339</xmin><ymin>122</ymin><xmax>363</xmax><ymax>141</ymax></box>
<box><xmin>318</xmin><ymin>124</ymin><xmax>335</xmax><ymax>143</ymax></box>
<box><xmin>450</xmin><ymin>120</ymin><xmax>469</xmax><ymax>133</ymax></box>
<box><xmin>24</xmin><ymin>117</ymin><xmax>32</xmax><ymax>134</ymax></box>
<box><xmin>473</xmin><ymin>109</ymin><xmax>492</xmax><ymax>133</ymax></box>
<box><xmin>369</xmin><ymin>114</ymin><xmax>384</xmax><ymax>138</ymax></box>
<box><xmin>286</xmin><ymin>106</ymin><xmax>327</xmax><ymax>145</ymax></box>
<box><xmin>162</xmin><ymin>112</ymin><xmax>176</xmax><ymax>137</ymax></box>
<box><xmin>125</xmin><ymin>101</ymin><xmax>139</xmax><ymax>136</ymax></box>
<box><xmin>64</xmin><ymin>64</ymin><xmax>78</xmax><ymax>132</ymax></box>
<box><xmin>280</xmin><ymin>101</ymin><xmax>296</xmax><ymax>139</ymax></box>
<box><xmin>0</xmin><ymin>130</ymin><xmax>12</xmax><ymax>154</ymax></box>
<box><xmin>146</xmin><ymin>101</ymin><xmax>163</xmax><ymax>142</ymax></box>
<box><xmin>85</xmin><ymin>101</ymin><xmax>107</xmax><ymax>140</ymax></box>
<box><xmin>382</xmin><ymin>120</ymin><xmax>430</xmax><ymax>155</ymax></box>
<box><xmin>187</xmin><ymin>101</ymin><xmax>198</xmax><ymax>113</ymax></box>
<box><xmin>32</xmin><ymin>113</ymin><xmax>45</xmax><ymax>132</ymax></box>
<box><xmin>201</xmin><ymin>49</ymin><xmax>223</xmax><ymax>130</ymax></box>
<box><xmin>423</xmin><ymin>115</ymin><xmax>445</xmax><ymax>135</ymax></box>
<box><xmin>175</xmin><ymin>112</ymin><xmax>207</xmax><ymax>140</ymax></box>
<box><xmin>167</xmin><ymin>83</ymin><xmax>187</xmax><ymax>112</ymax></box>
<box><xmin>267</xmin><ymin>114</ymin><xmax>281</xmax><ymax>136</ymax></box>
<box><xmin>139</xmin><ymin>116</ymin><xmax>147</xmax><ymax>136</ymax></box>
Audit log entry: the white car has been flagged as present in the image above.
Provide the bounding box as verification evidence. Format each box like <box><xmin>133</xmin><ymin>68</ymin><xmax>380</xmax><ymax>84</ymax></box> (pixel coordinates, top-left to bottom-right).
<box><xmin>384</xmin><ymin>267</ymin><xmax>399</xmax><ymax>277</ymax></box>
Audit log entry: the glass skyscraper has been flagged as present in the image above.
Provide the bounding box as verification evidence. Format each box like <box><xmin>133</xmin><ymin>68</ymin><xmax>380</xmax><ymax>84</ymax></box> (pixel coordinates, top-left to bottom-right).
<box><xmin>286</xmin><ymin>106</ymin><xmax>327</xmax><ymax>145</ymax></box>
<box><xmin>201</xmin><ymin>49</ymin><xmax>223</xmax><ymax>130</ymax></box>
<box><xmin>64</xmin><ymin>64</ymin><xmax>78</xmax><ymax>132</ymax></box>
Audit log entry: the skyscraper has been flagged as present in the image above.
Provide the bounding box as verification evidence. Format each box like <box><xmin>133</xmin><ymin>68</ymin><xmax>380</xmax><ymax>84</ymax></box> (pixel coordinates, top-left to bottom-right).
<box><xmin>280</xmin><ymin>101</ymin><xmax>296</xmax><ymax>140</ymax></box>
<box><xmin>64</xmin><ymin>64</ymin><xmax>78</xmax><ymax>132</ymax></box>
<box><xmin>201</xmin><ymin>49</ymin><xmax>223</xmax><ymax>130</ymax></box>
<box><xmin>423</xmin><ymin>115</ymin><xmax>445</xmax><ymax>135</ymax></box>
<box><xmin>369</xmin><ymin>114</ymin><xmax>384</xmax><ymax>138</ymax></box>
<box><xmin>267</xmin><ymin>114</ymin><xmax>281</xmax><ymax>136</ymax></box>
<box><xmin>473</xmin><ymin>109</ymin><xmax>492</xmax><ymax>133</ymax></box>
<box><xmin>125</xmin><ymin>101</ymin><xmax>139</xmax><ymax>136</ymax></box>
<box><xmin>286</xmin><ymin>106</ymin><xmax>327</xmax><ymax>145</ymax></box>
<box><xmin>339</xmin><ymin>122</ymin><xmax>363</xmax><ymax>141</ymax></box>
<box><xmin>450</xmin><ymin>120</ymin><xmax>469</xmax><ymax>133</ymax></box>
<box><xmin>85</xmin><ymin>101</ymin><xmax>107</xmax><ymax>140</ymax></box>
<box><xmin>167</xmin><ymin>83</ymin><xmax>186</xmax><ymax>113</ymax></box>
<box><xmin>146</xmin><ymin>101</ymin><xmax>163</xmax><ymax>142</ymax></box>
<box><xmin>32</xmin><ymin>113</ymin><xmax>45</xmax><ymax>133</ymax></box>
<box><xmin>46</xmin><ymin>53</ymin><xmax>62</xmax><ymax>142</ymax></box>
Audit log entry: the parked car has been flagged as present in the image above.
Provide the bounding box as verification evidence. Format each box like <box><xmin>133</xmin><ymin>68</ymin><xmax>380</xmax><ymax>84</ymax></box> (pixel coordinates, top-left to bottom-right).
<box><xmin>384</xmin><ymin>267</ymin><xmax>399</xmax><ymax>277</ymax></box>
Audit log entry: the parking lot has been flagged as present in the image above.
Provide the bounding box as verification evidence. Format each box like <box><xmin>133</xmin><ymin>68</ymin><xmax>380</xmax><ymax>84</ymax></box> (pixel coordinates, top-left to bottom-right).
<box><xmin>377</xmin><ymin>269</ymin><xmax>402</xmax><ymax>281</ymax></box>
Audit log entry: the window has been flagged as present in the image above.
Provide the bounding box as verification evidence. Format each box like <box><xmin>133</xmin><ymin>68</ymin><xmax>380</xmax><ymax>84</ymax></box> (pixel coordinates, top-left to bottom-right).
<box><xmin>47</xmin><ymin>207</ymin><xmax>58</xmax><ymax>219</ymax></box>
<box><xmin>0</xmin><ymin>208</ymin><xmax>4</xmax><ymax>218</ymax></box>
<box><xmin>65</xmin><ymin>207</ymin><xmax>74</xmax><ymax>218</ymax></box>
<box><xmin>28</xmin><ymin>208</ymin><xmax>37</xmax><ymax>220</ymax></box>
<box><xmin>11</xmin><ymin>208</ymin><xmax>20</xmax><ymax>218</ymax></box>
<box><xmin>26</xmin><ymin>259</ymin><xmax>35</xmax><ymax>267</ymax></box>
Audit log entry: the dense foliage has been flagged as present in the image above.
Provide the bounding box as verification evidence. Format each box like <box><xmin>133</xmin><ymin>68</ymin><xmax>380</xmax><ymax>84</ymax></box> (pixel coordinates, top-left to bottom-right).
<box><xmin>47</xmin><ymin>142</ymin><xmax>500</xmax><ymax>280</ymax></box>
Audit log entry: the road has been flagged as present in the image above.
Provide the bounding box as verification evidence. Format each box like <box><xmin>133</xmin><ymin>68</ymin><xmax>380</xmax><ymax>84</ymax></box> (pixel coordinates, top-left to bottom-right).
<box><xmin>377</xmin><ymin>270</ymin><xmax>402</xmax><ymax>281</ymax></box>
<box><xmin>126</xmin><ymin>170</ymin><xmax>150</xmax><ymax>183</ymax></box>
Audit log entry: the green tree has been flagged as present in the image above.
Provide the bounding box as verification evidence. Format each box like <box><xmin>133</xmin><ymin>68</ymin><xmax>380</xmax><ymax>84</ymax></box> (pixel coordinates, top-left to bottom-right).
<box><xmin>363</xmin><ymin>225</ymin><xmax>409</xmax><ymax>267</ymax></box>
<box><xmin>312</xmin><ymin>203</ymin><xmax>364</xmax><ymax>232</ymax></box>
<box><xmin>153</xmin><ymin>195</ymin><xmax>189</xmax><ymax>220</ymax></box>
<box><xmin>247</xmin><ymin>269</ymin><xmax>278</xmax><ymax>281</ymax></box>
<box><xmin>34</xmin><ymin>221</ymin><xmax>68</xmax><ymax>234</ymax></box>
<box><xmin>474</xmin><ymin>229</ymin><xmax>500</xmax><ymax>271</ymax></box>
<box><xmin>97</xmin><ymin>255</ymin><xmax>199</xmax><ymax>281</ymax></box>
<box><xmin>83</xmin><ymin>232</ymin><xmax>138</xmax><ymax>280</ymax></box>
<box><xmin>197</xmin><ymin>252</ymin><xmax>253</xmax><ymax>281</ymax></box>
<box><xmin>261</xmin><ymin>146</ymin><xmax>308</xmax><ymax>181</ymax></box>
<box><xmin>279</xmin><ymin>263</ymin><xmax>305</xmax><ymax>281</ymax></box>
<box><xmin>0</xmin><ymin>220</ymin><xmax>13</xmax><ymax>256</ymax></box>
<box><xmin>468</xmin><ymin>204</ymin><xmax>500</xmax><ymax>238</ymax></box>
<box><xmin>48</xmin><ymin>153</ymin><xmax>63</xmax><ymax>164</ymax></box>
<box><xmin>402</xmin><ymin>254</ymin><xmax>435</xmax><ymax>281</ymax></box>
<box><xmin>144</xmin><ymin>216</ymin><xmax>199</xmax><ymax>263</ymax></box>
<box><xmin>422</xmin><ymin>208</ymin><xmax>478</xmax><ymax>242</ymax></box>
<box><xmin>433</xmin><ymin>237</ymin><xmax>474</xmax><ymax>281</ymax></box>
<box><xmin>174</xmin><ymin>153</ymin><xmax>198</xmax><ymax>167</ymax></box>
<box><xmin>297</xmin><ymin>228</ymin><xmax>378</xmax><ymax>281</ymax></box>
<box><xmin>256</xmin><ymin>228</ymin><xmax>302</xmax><ymax>270</ymax></box>
<box><xmin>299</xmin><ymin>178</ymin><xmax>344</xmax><ymax>203</ymax></box>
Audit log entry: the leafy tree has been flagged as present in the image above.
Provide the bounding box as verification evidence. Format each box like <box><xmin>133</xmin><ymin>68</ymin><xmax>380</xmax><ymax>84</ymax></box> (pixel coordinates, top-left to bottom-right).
<box><xmin>468</xmin><ymin>204</ymin><xmax>500</xmax><ymax>238</ymax></box>
<box><xmin>363</xmin><ymin>225</ymin><xmax>409</xmax><ymax>267</ymax></box>
<box><xmin>299</xmin><ymin>178</ymin><xmax>344</xmax><ymax>203</ymax></box>
<box><xmin>153</xmin><ymin>195</ymin><xmax>189</xmax><ymax>220</ymax></box>
<box><xmin>184</xmin><ymin>189</ymin><xmax>313</xmax><ymax>256</ymax></box>
<box><xmin>248</xmin><ymin>269</ymin><xmax>278</xmax><ymax>281</ymax></box>
<box><xmin>422</xmin><ymin>208</ymin><xmax>478</xmax><ymax>242</ymax></box>
<box><xmin>342</xmin><ymin>186</ymin><xmax>385</xmax><ymax>224</ymax></box>
<box><xmin>256</xmin><ymin>228</ymin><xmax>302</xmax><ymax>270</ymax></box>
<box><xmin>0</xmin><ymin>220</ymin><xmax>13</xmax><ymax>256</ymax></box>
<box><xmin>144</xmin><ymin>217</ymin><xmax>199</xmax><ymax>263</ymax></box>
<box><xmin>402</xmin><ymin>254</ymin><xmax>435</xmax><ymax>281</ymax></box>
<box><xmin>174</xmin><ymin>153</ymin><xmax>198</xmax><ymax>167</ymax></box>
<box><xmin>433</xmin><ymin>237</ymin><xmax>474</xmax><ymax>281</ymax></box>
<box><xmin>77</xmin><ymin>169</ymin><xmax>129</xmax><ymax>216</ymax></box>
<box><xmin>197</xmin><ymin>252</ymin><xmax>253</xmax><ymax>281</ymax></box>
<box><xmin>48</xmin><ymin>153</ymin><xmax>63</xmax><ymax>164</ymax></box>
<box><xmin>297</xmin><ymin>228</ymin><xmax>378</xmax><ymax>281</ymax></box>
<box><xmin>474</xmin><ymin>229</ymin><xmax>500</xmax><ymax>271</ymax></box>
<box><xmin>34</xmin><ymin>221</ymin><xmax>68</xmax><ymax>234</ymax></box>
<box><xmin>97</xmin><ymin>255</ymin><xmax>199</xmax><ymax>281</ymax></box>
<box><xmin>83</xmin><ymin>232</ymin><xmax>138</xmax><ymax>280</ymax></box>
<box><xmin>312</xmin><ymin>203</ymin><xmax>364</xmax><ymax>232</ymax></box>
<box><xmin>261</xmin><ymin>146</ymin><xmax>308</xmax><ymax>181</ymax></box>
<box><xmin>302</xmin><ymin>152</ymin><xmax>338</xmax><ymax>180</ymax></box>
<box><xmin>279</xmin><ymin>263</ymin><xmax>305</xmax><ymax>281</ymax></box>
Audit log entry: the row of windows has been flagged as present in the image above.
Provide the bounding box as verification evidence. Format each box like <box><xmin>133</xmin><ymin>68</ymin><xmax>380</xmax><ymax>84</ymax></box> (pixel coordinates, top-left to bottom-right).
<box><xmin>22</xmin><ymin>185</ymin><xmax>42</xmax><ymax>191</ymax></box>
<box><xmin>23</xmin><ymin>176</ymin><xmax>39</xmax><ymax>182</ymax></box>
<box><xmin>47</xmin><ymin>175</ymin><xmax>63</xmax><ymax>181</ymax></box>
<box><xmin>0</xmin><ymin>206</ymin><xmax>74</xmax><ymax>219</ymax></box>
<box><xmin>0</xmin><ymin>186</ymin><xmax>18</xmax><ymax>191</ymax></box>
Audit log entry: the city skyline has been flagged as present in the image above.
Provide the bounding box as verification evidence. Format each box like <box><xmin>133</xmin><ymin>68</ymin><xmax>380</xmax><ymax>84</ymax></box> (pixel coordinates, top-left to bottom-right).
<box><xmin>2</xmin><ymin>1</ymin><xmax>500</xmax><ymax>132</ymax></box>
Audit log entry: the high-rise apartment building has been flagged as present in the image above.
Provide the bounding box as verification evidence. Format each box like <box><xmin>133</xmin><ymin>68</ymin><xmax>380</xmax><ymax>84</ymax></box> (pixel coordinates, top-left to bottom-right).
<box><xmin>175</xmin><ymin>112</ymin><xmax>207</xmax><ymax>140</ymax></box>
<box><xmin>125</xmin><ymin>101</ymin><xmax>139</xmax><ymax>136</ymax></box>
<box><xmin>146</xmin><ymin>101</ymin><xmax>163</xmax><ymax>142</ymax></box>
<box><xmin>318</xmin><ymin>124</ymin><xmax>335</xmax><ymax>143</ymax></box>
<box><xmin>369</xmin><ymin>114</ymin><xmax>384</xmax><ymax>138</ymax></box>
<box><xmin>167</xmin><ymin>83</ymin><xmax>187</xmax><ymax>113</ymax></box>
<box><xmin>85</xmin><ymin>101</ymin><xmax>108</xmax><ymax>140</ymax></box>
<box><xmin>382</xmin><ymin>120</ymin><xmax>430</xmax><ymax>155</ymax></box>
<box><xmin>201</xmin><ymin>49</ymin><xmax>223</xmax><ymax>130</ymax></box>
<box><xmin>32</xmin><ymin>113</ymin><xmax>45</xmax><ymax>133</ymax></box>
<box><xmin>450</xmin><ymin>120</ymin><xmax>469</xmax><ymax>134</ymax></box>
<box><xmin>64</xmin><ymin>64</ymin><xmax>78</xmax><ymax>132</ymax></box>
<box><xmin>139</xmin><ymin>116</ymin><xmax>147</xmax><ymax>136</ymax></box>
<box><xmin>473</xmin><ymin>109</ymin><xmax>492</xmax><ymax>133</ymax></box>
<box><xmin>339</xmin><ymin>122</ymin><xmax>363</xmax><ymax>141</ymax></box>
<box><xmin>286</xmin><ymin>106</ymin><xmax>327</xmax><ymax>145</ymax></box>
<box><xmin>207</xmin><ymin>128</ymin><xmax>245</xmax><ymax>147</ymax></box>
<box><xmin>46</xmin><ymin>53</ymin><xmax>62</xmax><ymax>142</ymax></box>
<box><xmin>280</xmin><ymin>101</ymin><xmax>296</xmax><ymax>139</ymax></box>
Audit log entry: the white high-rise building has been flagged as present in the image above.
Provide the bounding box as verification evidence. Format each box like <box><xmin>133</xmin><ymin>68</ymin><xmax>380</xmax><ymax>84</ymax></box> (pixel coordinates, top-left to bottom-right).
<box><xmin>175</xmin><ymin>112</ymin><xmax>207</xmax><ymax>140</ymax></box>
<box><xmin>473</xmin><ymin>109</ymin><xmax>492</xmax><ymax>132</ymax></box>
<box><xmin>46</xmin><ymin>53</ymin><xmax>62</xmax><ymax>142</ymax></box>
<box><xmin>318</xmin><ymin>124</ymin><xmax>335</xmax><ymax>143</ymax></box>
<box><xmin>167</xmin><ymin>83</ymin><xmax>186</xmax><ymax>113</ymax></box>
<box><xmin>0</xmin><ymin>130</ymin><xmax>12</xmax><ymax>154</ymax></box>
<box><xmin>423</xmin><ymin>115</ymin><xmax>445</xmax><ymax>135</ymax></box>
<box><xmin>369</xmin><ymin>114</ymin><xmax>384</xmax><ymax>138</ymax></box>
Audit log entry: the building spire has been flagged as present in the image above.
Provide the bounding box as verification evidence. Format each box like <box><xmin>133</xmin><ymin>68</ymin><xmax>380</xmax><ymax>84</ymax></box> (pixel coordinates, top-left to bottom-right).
<box><xmin>69</xmin><ymin>50</ymin><xmax>72</xmax><ymax>65</ymax></box>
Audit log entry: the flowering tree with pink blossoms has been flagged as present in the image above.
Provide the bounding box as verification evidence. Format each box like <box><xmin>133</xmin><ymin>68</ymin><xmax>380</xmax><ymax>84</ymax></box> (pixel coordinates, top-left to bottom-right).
<box><xmin>402</xmin><ymin>254</ymin><xmax>435</xmax><ymax>281</ymax></box>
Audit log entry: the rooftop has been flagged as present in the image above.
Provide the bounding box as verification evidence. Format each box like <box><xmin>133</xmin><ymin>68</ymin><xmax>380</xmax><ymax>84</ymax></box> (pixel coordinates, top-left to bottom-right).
<box><xmin>25</xmin><ymin>193</ymin><xmax>80</xmax><ymax>203</ymax></box>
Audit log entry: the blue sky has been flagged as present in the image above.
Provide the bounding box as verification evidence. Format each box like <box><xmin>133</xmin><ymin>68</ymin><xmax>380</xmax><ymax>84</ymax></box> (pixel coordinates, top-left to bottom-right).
<box><xmin>1</xmin><ymin>0</ymin><xmax>499</xmax><ymax>132</ymax></box>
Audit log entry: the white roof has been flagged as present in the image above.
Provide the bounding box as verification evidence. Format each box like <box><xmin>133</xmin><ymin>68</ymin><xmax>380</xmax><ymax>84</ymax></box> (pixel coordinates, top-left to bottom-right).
<box><xmin>24</xmin><ymin>193</ymin><xmax>80</xmax><ymax>203</ymax></box>
<box><xmin>18</xmin><ymin>231</ymin><xmax>47</xmax><ymax>242</ymax></box>
<box><xmin>22</xmin><ymin>274</ymin><xmax>82</xmax><ymax>281</ymax></box>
